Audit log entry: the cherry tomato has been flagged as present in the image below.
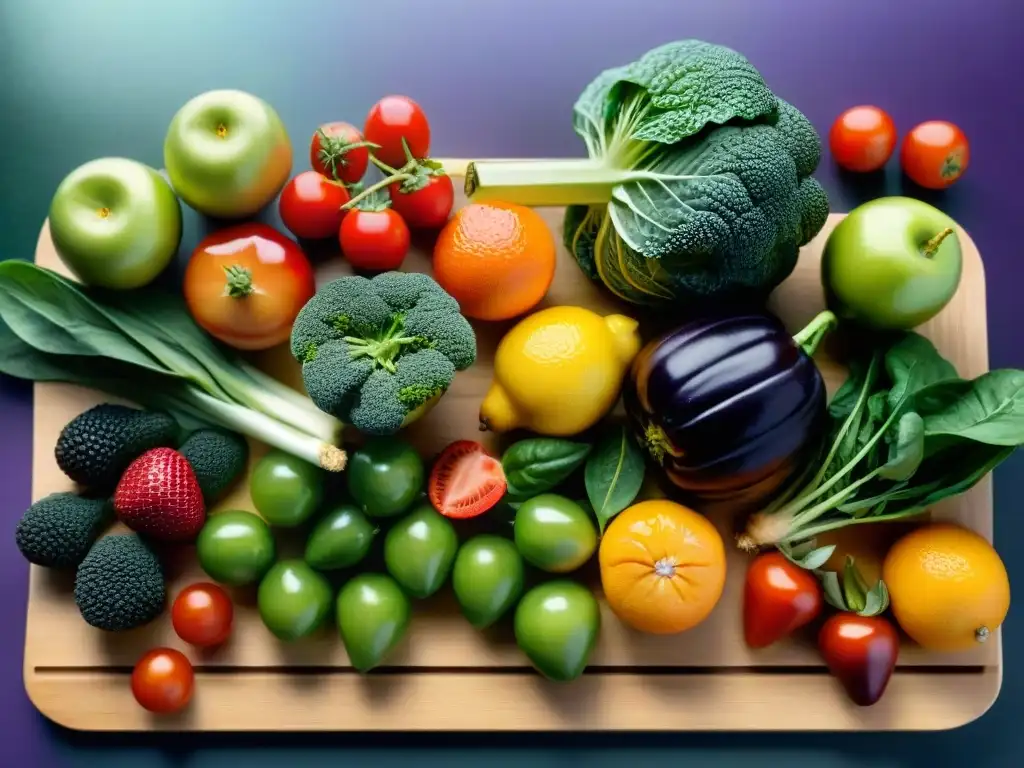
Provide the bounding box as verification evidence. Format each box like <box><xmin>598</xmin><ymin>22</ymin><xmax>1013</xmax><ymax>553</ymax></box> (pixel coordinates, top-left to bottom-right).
<box><xmin>743</xmin><ymin>551</ymin><xmax>823</xmax><ymax>649</ymax></box>
<box><xmin>900</xmin><ymin>120</ymin><xmax>969</xmax><ymax>189</ymax></box>
<box><xmin>829</xmin><ymin>106</ymin><xmax>898</xmax><ymax>173</ymax></box>
<box><xmin>278</xmin><ymin>171</ymin><xmax>350</xmax><ymax>240</ymax></box>
<box><xmin>310</xmin><ymin>122</ymin><xmax>371</xmax><ymax>184</ymax></box>
<box><xmin>171</xmin><ymin>582</ymin><xmax>234</xmax><ymax>647</ymax></box>
<box><xmin>364</xmin><ymin>95</ymin><xmax>431</xmax><ymax>169</ymax></box>
<box><xmin>390</xmin><ymin>172</ymin><xmax>454</xmax><ymax>229</ymax></box>
<box><xmin>339</xmin><ymin>208</ymin><xmax>410</xmax><ymax>271</ymax></box>
<box><xmin>818</xmin><ymin>613</ymin><xmax>899</xmax><ymax>707</ymax></box>
<box><xmin>429</xmin><ymin>440</ymin><xmax>507</xmax><ymax>519</ymax></box>
<box><xmin>131</xmin><ymin>648</ymin><xmax>195</xmax><ymax>714</ymax></box>
<box><xmin>184</xmin><ymin>223</ymin><xmax>316</xmax><ymax>350</ymax></box>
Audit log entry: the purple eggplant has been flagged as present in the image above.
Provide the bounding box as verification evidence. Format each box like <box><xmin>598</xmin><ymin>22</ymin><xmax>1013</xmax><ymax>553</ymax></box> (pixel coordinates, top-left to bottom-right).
<box><xmin>623</xmin><ymin>310</ymin><xmax>835</xmax><ymax>510</ymax></box>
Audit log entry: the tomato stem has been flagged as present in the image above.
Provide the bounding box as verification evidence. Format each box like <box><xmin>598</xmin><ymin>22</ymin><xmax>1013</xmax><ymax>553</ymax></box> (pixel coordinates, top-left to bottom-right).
<box><xmin>223</xmin><ymin>264</ymin><xmax>254</xmax><ymax>298</ymax></box>
<box><xmin>316</xmin><ymin>129</ymin><xmax>380</xmax><ymax>181</ymax></box>
<box><xmin>342</xmin><ymin>172</ymin><xmax>412</xmax><ymax>210</ymax></box>
<box><xmin>922</xmin><ymin>227</ymin><xmax>955</xmax><ymax>258</ymax></box>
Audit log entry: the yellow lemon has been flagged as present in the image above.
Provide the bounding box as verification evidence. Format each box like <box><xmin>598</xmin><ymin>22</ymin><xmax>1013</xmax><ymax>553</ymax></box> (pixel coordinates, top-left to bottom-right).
<box><xmin>479</xmin><ymin>306</ymin><xmax>641</xmax><ymax>435</ymax></box>
<box><xmin>883</xmin><ymin>522</ymin><xmax>1010</xmax><ymax>652</ymax></box>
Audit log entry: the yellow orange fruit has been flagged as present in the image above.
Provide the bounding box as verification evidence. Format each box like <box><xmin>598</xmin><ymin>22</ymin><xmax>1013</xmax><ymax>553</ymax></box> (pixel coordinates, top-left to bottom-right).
<box><xmin>432</xmin><ymin>201</ymin><xmax>556</xmax><ymax>321</ymax></box>
<box><xmin>882</xmin><ymin>522</ymin><xmax>1010</xmax><ymax>652</ymax></box>
<box><xmin>599</xmin><ymin>499</ymin><xmax>727</xmax><ymax>635</ymax></box>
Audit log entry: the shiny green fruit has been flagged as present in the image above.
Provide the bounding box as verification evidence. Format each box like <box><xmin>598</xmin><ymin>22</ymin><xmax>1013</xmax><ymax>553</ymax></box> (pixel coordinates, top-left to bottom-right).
<box><xmin>336</xmin><ymin>573</ymin><xmax>411</xmax><ymax>673</ymax></box>
<box><xmin>514</xmin><ymin>494</ymin><xmax>598</xmax><ymax>573</ymax></box>
<box><xmin>347</xmin><ymin>436</ymin><xmax>424</xmax><ymax>518</ymax></box>
<box><xmin>452</xmin><ymin>535</ymin><xmax>524</xmax><ymax>629</ymax></box>
<box><xmin>304</xmin><ymin>503</ymin><xmax>377</xmax><ymax>571</ymax></box>
<box><xmin>514</xmin><ymin>580</ymin><xmax>600</xmax><ymax>682</ymax></box>
<box><xmin>250</xmin><ymin>449</ymin><xmax>325</xmax><ymax>527</ymax></box>
<box><xmin>163</xmin><ymin>89</ymin><xmax>292</xmax><ymax>218</ymax></box>
<box><xmin>48</xmin><ymin>157</ymin><xmax>182</xmax><ymax>289</ymax></box>
<box><xmin>257</xmin><ymin>559</ymin><xmax>333</xmax><ymax>642</ymax></box>
<box><xmin>384</xmin><ymin>504</ymin><xmax>458</xmax><ymax>598</ymax></box>
<box><xmin>196</xmin><ymin>509</ymin><xmax>275</xmax><ymax>586</ymax></box>
<box><xmin>822</xmin><ymin>196</ymin><xmax>963</xmax><ymax>330</ymax></box>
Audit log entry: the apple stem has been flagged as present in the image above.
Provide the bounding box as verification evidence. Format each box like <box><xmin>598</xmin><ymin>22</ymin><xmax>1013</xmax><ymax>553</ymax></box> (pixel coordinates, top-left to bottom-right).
<box><xmin>922</xmin><ymin>227</ymin><xmax>955</xmax><ymax>258</ymax></box>
<box><xmin>223</xmin><ymin>264</ymin><xmax>254</xmax><ymax>298</ymax></box>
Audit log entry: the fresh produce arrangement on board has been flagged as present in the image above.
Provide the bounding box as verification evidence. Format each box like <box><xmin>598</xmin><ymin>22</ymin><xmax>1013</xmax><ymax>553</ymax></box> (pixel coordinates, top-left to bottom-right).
<box><xmin>0</xmin><ymin>38</ymin><xmax>1015</xmax><ymax>721</ymax></box>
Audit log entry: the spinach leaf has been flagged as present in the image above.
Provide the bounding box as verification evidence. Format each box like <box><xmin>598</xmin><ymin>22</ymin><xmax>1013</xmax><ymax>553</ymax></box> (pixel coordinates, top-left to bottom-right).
<box><xmin>879</xmin><ymin>412</ymin><xmax>925</xmax><ymax>481</ymax></box>
<box><xmin>501</xmin><ymin>438</ymin><xmax>591</xmax><ymax>499</ymax></box>
<box><xmin>829</xmin><ymin>357</ymin><xmax>870</xmax><ymax>419</ymax></box>
<box><xmin>922</xmin><ymin>369</ymin><xmax>1024</xmax><ymax>446</ymax></box>
<box><xmin>585</xmin><ymin>424</ymin><xmax>646</xmax><ymax>531</ymax></box>
<box><xmin>884</xmin><ymin>332</ymin><xmax>959</xmax><ymax>411</ymax></box>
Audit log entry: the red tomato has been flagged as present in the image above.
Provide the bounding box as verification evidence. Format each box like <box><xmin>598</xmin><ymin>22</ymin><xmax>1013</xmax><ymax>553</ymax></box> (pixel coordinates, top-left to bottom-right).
<box><xmin>390</xmin><ymin>172</ymin><xmax>454</xmax><ymax>229</ymax></box>
<box><xmin>278</xmin><ymin>171</ymin><xmax>350</xmax><ymax>240</ymax></box>
<box><xmin>364</xmin><ymin>95</ymin><xmax>431</xmax><ymax>169</ymax></box>
<box><xmin>743</xmin><ymin>552</ymin><xmax>823</xmax><ymax>648</ymax></box>
<box><xmin>310</xmin><ymin>121</ymin><xmax>371</xmax><ymax>184</ymax></box>
<box><xmin>184</xmin><ymin>223</ymin><xmax>316</xmax><ymax>350</ymax></box>
<box><xmin>429</xmin><ymin>440</ymin><xmax>507</xmax><ymax>519</ymax></box>
<box><xmin>900</xmin><ymin>120</ymin><xmax>969</xmax><ymax>189</ymax></box>
<box><xmin>829</xmin><ymin>106</ymin><xmax>898</xmax><ymax>172</ymax></box>
<box><xmin>171</xmin><ymin>582</ymin><xmax>234</xmax><ymax>648</ymax></box>
<box><xmin>131</xmin><ymin>648</ymin><xmax>195</xmax><ymax>714</ymax></box>
<box><xmin>339</xmin><ymin>208</ymin><xmax>410</xmax><ymax>271</ymax></box>
<box><xmin>818</xmin><ymin>613</ymin><xmax>900</xmax><ymax>707</ymax></box>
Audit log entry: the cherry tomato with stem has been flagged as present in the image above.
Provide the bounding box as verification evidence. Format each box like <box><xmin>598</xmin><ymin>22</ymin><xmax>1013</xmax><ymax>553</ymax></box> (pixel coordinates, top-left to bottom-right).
<box><xmin>171</xmin><ymin>582</ymin><xmax>234</xmax><ymax>648</ymax></box>
<box><xmin>279</xmin><ymin>171</ymin><xmax>351</xmax><ymax>240</ymax></box>
<box><xmin>339</xmin><ymin>206</ymin><xmax>410</xmax><ymax>272</ymax></box>
<box><xmin>184</xmin><ymin>223</ymin><xmax>316</xmax><ymax>351</ymax></box>
<box><xmin>429</xmin><ymin>440</ymin><xmax>508</xmax><ymax>519</ymax></box>
<box><xmin>364</xmin><ymin>95</ymin><xmax>431</xmax><ymax>169</ymax></box>
<box><xmin>829</xmin><ymin>106</ymin><xmax>898</xmax><ymax>173</ymax></box>
<box><xmin>390</xmin><ymin>169</ymin><xmax>455</xmax><ymax>229</ymax></box>
<box><xmin>131</xmin><ymin>647</ymin><xmax>195</xmax><ymax>714</ymax></box>
<box><xmin>900</xmin><ymin>120</ymin><xmax>969</xmax><ymax>189</ymax></box>
<box><xmin>310</xmin><ymin>122</ymin><xmax>376</xmax><ymax>184</ymax></box>
<box><xmin>743</xmin><ymin>551</ymin><xmax>823</xmax><ymax>648</ymax></box>
<box><xmin>818</xmin><ymin>613</ymin><xmax>899</xmax><ymax>707</ymax></box>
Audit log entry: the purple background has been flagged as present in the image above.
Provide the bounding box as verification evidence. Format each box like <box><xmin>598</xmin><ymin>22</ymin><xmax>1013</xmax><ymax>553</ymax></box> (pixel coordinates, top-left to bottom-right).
<box><xmin>2</xmin><ymin>0</ymin><xmax>1024</xmax><ymax>763</ymax></box>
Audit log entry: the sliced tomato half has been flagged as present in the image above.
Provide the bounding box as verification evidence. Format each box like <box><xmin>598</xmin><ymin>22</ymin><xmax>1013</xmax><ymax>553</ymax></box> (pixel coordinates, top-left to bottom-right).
<box><xmin>429</xmin><ymin>440</ymin><xmax>507</xmax><ymax>519</ymax></box>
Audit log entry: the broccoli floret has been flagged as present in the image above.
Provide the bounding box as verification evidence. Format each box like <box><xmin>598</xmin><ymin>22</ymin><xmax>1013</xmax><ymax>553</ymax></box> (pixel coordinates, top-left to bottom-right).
<box><xmin>74</xmin><ymin>534</ymin><xmax>166</xmax><ymax>631</ymax></box>
<box><xmin>15</xmin><ymin>492</ymin><xmax>112</xmax><ymax>569</ymax></box>
<box><xmin>179</xmin><ymin>428</ymin><xmax>249</xmax><ymax>503</ymax></box>
<box><xmin>289</xmin><ymin>273</ymin><xmax>476</xmax><ymax>436</ymax></box>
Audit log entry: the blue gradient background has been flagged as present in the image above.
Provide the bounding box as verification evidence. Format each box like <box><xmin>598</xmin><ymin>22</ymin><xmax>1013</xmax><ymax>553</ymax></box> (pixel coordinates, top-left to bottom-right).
<box><xmin>2</xmin><ymin>0</ymin><xmax>1023</xmax><ymax>764</ymax></box>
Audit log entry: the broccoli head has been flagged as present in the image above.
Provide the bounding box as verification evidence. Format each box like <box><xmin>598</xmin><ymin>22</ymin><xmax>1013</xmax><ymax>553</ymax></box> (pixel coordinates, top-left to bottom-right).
<box><xmin>290</xmin><ymin>272</ymin><xmax>476</xmax><ymax>436</ymax></box>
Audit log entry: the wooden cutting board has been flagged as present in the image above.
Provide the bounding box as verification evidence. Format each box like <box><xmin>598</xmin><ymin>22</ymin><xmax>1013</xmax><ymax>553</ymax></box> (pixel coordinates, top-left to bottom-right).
<box><xmin>22</xmin><ymin>162</ymin><xmax>1001</xmax><ymax>731</ymax></box>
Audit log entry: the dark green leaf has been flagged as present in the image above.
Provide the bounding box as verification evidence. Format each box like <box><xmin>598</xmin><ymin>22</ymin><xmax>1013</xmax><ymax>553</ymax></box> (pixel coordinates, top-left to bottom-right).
<box><xmin>501</xmin><ymin>438</ymin><xmax>592</xmax><ymax>499</ymax></box>
<box><xmin>585</xmin><ymin>424</ymin><xmax>646</xmax><ymax>531</ymax></box>
<box><xmin>879</xmin><ymin>412</ymin><xmax>925</xmax><ymax>481</ymax></box>
<box><xmin>884</xmin><ymin>332</ymin><xmax>959</xmax><ymax>411</ymax></box>
<box><xmin>922</xmin><ymin>369</ymin><xmax>1024</xmax><ymax>446</ymax></box>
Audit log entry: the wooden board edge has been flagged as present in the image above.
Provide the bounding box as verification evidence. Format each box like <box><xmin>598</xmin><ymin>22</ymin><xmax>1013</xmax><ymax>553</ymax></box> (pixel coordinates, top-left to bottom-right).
<box><xmin>23</xmin><ymin>666</ymin><xmax>1002</xmax><ymax>733</ymax></box>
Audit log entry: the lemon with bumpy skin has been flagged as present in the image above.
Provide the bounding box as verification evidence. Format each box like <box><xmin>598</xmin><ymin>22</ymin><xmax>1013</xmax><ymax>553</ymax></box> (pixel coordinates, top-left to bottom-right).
<box><xmin>479</xmin><ymin>306</ymin><xmax>641</xmax><ymax>436</ymax></box>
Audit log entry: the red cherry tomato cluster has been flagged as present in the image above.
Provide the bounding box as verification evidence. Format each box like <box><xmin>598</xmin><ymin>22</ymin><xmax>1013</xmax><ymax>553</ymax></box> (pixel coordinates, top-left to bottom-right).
<box><xmin>130</xmin><ymin>582</ymin><xmax>235</xmax><ymax>714</ymax></box>
<box><xmin>277</xmin><ymin>94</ymin><xmax>455</xmax><ymax>272</ymax></box>
<box><xmin>742</xmin><ymin>551</ymin><xmax>900</xmax><ymax>708</ymax></box>
<box><xmin>829</xmin><ymin>106</ymin><xmax>969</xmax><ymax>189</ymax></box>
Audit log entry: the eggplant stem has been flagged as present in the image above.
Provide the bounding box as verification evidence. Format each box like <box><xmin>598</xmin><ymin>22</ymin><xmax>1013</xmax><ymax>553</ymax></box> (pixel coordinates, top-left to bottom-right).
<box><xmin>792</xmin><ymin>310</ymin><xmax>837</xmax><ymax>357</ymax></box>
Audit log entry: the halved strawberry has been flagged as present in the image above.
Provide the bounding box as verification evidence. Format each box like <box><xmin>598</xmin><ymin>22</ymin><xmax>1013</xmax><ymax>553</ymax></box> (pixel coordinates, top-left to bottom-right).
<box><xmin>428</xmin><ymin>440</ymin><xmax>506</xmax><ymax>519</ymax></box>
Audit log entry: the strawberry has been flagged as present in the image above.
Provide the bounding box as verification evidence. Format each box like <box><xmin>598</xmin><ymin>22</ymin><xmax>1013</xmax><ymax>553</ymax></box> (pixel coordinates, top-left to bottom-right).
<box><xmin>114</xmin><ymin>447</ymin><xmax>206</xmax><ymax>542</ymax></box>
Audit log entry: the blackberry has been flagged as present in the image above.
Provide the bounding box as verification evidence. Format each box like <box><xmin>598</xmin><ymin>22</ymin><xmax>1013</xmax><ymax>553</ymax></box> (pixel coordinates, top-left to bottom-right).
<box><xmin>15</xmin><ymin>492</ymin><xmax>112</xmax><ymax>569</ymax></box>
<box><xmin>54</xmin><ymin>404</ymin><xmax>178</xmax><ymax>490</ymax></box>
<box><xmin>74</xmin><ymin>534</ymin><xmax>166</xmax><ymax>631</ymax></box>
<box><xmin>178</xmin><ymin>428</ymin><xmax>249</xmax><ymax>503</ymax></box>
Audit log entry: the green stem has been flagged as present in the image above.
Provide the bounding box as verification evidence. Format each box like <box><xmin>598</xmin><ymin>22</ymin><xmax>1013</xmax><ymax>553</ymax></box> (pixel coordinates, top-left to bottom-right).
<box><xmin>370</xmin><ymin>155</ymin><xmax>403</xmax><ymax>176</ymax></box>
<box><xmin>787</xmin><ymin>467</ymin><xmax>883</xmax><ymax>532</ymax></box>
<box><xmin>792</xmin><ymin>310</ymin><xmax>837</xmax><ymax>357</ymax></box>
<box><xmin>223</xmin><ymin>265</ymin><xmax>253</xmax><ymax>298</ymax></box>
<box><xmin>343</xmin><ymin>172</ymin><xmax>411</xmax><ymax>210</ymax></box>
<box><xmin>464</xmin><ymin>158</ymin><xmax>629</xmax><ymax>206</ymax></box>
<box><xmin>922</xmin><ymin>227</ymin><xmax>955</xmax><ymax>258</ymax></box>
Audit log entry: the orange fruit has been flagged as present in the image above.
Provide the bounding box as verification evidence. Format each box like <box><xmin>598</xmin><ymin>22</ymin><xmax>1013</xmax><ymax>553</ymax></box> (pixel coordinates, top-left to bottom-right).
<box><xmin>599</xmin><ymin>499</ymin><xmax>727</xmax><ymax>635</ymax></box>
<box><xmin>432</xmin><ymin>201</ymin><xmax>556</xmax><ymax>321</ymax></box>
<box><xmin>882</xmin><ymin>522</ymin><xmax>1010</xmax><ymax>652</ymax></box>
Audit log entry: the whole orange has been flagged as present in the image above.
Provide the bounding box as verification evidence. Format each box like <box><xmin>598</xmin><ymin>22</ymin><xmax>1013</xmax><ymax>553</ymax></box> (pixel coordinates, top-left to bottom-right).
<box><xmin>599</xmin><ymin>499</ymin><xmax>727</xmax><ymax>635</ymax></box>
<box><xmin>883</xmin><ymin>522</ymin><xmax>1010</xmax><ymax>652</ymax></box>
<box><xmin>432</xmin><ymin>201</ymin><xmax>556</xmax><ymax>321</ymax></box>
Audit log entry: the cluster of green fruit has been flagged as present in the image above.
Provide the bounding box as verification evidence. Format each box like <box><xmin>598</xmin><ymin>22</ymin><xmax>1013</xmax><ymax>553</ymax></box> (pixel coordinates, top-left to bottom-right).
<box><xmin>196</xmin><ymin>436</ymin><xmax>602</xmax><ymax>680</ymax></box>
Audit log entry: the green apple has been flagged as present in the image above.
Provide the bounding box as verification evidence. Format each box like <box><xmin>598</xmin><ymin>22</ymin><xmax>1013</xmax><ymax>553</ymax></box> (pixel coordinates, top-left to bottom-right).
<box><xmin>821</xmin><ymin>196</ymin><xmax>963</xmax><ymax>330</ymax></box>
<box><xmin>163</xmin><ymin>89</ymin><xmax>292</xmax><ymax>218</ymax></box>
<box><xmin>48</xmin><ymin>157</ymin><xmax>182</xmax><ymax>289</ymax></box>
